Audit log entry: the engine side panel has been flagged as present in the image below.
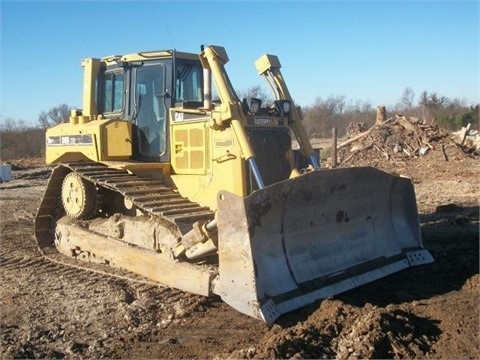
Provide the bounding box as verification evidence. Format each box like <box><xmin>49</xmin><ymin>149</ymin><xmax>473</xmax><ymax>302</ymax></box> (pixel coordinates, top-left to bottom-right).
<box><xmin>45</xmin><ymin>120</ymin><xmax>132</xmax><ymax>164</ymax></box>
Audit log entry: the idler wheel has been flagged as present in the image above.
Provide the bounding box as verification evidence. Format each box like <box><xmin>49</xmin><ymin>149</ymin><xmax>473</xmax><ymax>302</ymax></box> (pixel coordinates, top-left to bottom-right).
<box><xmin>61</xmin><ymin>172</ymin><xmax>97</xmax><ymax>219</ymax></box>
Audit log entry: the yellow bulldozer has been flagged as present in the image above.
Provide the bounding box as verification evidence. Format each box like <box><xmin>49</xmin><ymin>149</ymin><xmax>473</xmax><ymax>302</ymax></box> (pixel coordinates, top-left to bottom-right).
<box><xmin>35</xmin><ymin>45</ymin><xmax>433</xmax><ymax>324</ymax></box>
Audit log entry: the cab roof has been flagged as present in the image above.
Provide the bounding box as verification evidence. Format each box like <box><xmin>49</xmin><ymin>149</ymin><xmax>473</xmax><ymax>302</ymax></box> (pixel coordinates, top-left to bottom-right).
<box><xmin>100</xmin><ymin>50</ymin><xmax>199</xmax><ymax>63</ymax></box>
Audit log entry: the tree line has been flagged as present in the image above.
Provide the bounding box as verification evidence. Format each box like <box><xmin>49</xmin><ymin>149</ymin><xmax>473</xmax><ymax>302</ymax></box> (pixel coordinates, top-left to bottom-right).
<box><xmin>301</xmin><ymin>87</ymin><xmax>478</xmax><ymax>139</ymax></box>
<box><xmin>0</xmin><ymin>104</ymin><xmax>72</xmax><ymax>160</ymax></box>
<box><xmin>0</xmin><ymin>88</ymin><xmax>478</xmax><ymax>160</ymax></box>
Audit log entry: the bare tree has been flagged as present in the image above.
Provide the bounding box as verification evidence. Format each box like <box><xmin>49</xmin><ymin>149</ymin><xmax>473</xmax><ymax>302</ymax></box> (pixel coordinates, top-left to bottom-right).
<box><xmin>400</xmin><ymin>87</ymin><xmax>415</xmax><ymax>112</ymax></box>
<box><xmin>38</xmin><ymin>104</ymin><xmax>72</xmax><ymax>129</ymax></box>
<box><xmin>236</xmin><ymin>85</ymin><xmax>273</xmax><ymax>104</ymax></box>
<box><xmin>302</xmin><ymin>95</ymin><xmax>359</xmax><ymax>138</ymax></box>
<box><xmin>418</xmin><ymin>91</ymin><xmax>451</xmax><ymax>122</ymax></box>
<box><xmin>0</xmin><ymin>118</ymin><xmax>44</xmax><ymax>159</ymax></box>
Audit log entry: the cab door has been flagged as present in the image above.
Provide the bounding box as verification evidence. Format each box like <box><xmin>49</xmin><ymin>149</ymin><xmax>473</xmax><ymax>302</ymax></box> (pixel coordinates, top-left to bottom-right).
<box><xmin>131</xmin><ymin>63</ymin><xmax>170</xmax><ymax>161</ymax></box>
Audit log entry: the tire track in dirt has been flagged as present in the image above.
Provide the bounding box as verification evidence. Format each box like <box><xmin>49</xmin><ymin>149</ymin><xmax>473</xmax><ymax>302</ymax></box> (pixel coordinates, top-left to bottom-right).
<box><xmin>0</xmin><ymin>246</ymin><xmax>208</xmax><ymax>321</ymax></box>
<box><xmin>0</xmin><ymin>250</ymin><xmax>112</xmax><ymax>292</ymax></box>
<box><xmin>0</xmin><ymin>242</ymin><xmax>214</xmax><ymax>358</ymax></box>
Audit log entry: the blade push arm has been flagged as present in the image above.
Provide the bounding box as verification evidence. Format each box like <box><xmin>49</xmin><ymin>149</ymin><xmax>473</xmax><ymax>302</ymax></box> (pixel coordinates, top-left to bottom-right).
<box><xmin>255</xmin><ymin>54</ymin><xmax>320</xmax><ymax>169</ymax></box>
<box><xmin>200</xmin><ymin>46</ymin><xmax>265</xmax><ymax>189</ymax></box>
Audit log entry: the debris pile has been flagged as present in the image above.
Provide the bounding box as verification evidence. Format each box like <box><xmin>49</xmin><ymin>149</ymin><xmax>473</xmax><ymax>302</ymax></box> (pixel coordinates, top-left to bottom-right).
<box><xmin>333</xmin><ymin>115</ymin><xmax>478</xmax><ymax>166</ymax></box>
<box><xmin>346</xmin><ymin>121</ymin><xmax>368</xmax><ymax>137</ymax></box>
<box><xmin>451</xmin><ymin>123</ymin><xmax>480</xmax><ymax>154</ymax></box>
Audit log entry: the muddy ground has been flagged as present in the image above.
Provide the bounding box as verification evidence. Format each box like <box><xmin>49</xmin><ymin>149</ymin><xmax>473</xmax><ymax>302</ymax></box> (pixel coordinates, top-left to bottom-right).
<box><xmin>1</xmin><ymin>149</ymin><xmax>479</xmax><ymax>359</ymax></box>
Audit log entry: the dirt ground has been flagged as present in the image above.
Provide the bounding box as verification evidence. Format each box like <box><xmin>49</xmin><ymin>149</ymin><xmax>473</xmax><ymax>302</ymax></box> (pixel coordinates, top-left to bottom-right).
<box><xmin>1</xmin><ymin>147</ymin><xmax>479</xmax><ymax>359</ymax></box>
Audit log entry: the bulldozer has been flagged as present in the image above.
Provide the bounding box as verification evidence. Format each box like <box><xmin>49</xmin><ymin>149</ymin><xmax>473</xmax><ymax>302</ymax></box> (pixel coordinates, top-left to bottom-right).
<box><xmin>35</xmin><ymin>45</ymin><xmax>433</xmax><ymax>324</ymax></box>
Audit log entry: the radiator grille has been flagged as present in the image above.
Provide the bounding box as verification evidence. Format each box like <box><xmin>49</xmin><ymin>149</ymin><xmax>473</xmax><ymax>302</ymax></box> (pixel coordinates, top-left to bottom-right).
<box><xmin>246</xmin><ymin>127</ymin><xmax>291</xmax><ymax>192</ymax></box>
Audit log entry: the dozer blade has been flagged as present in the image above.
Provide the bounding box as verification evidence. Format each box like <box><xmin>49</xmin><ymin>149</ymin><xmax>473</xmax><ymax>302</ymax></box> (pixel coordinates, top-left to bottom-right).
<box><xmin>216</xmin><ymin>167</ymin><xmax>433</xmax><ymax>324</ymax></box>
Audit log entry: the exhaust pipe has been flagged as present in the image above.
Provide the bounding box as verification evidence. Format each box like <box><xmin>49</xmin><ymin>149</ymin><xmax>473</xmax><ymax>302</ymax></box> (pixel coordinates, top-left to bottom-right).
<box><xmin>203</xmin><ymin>67</ymin><xmax>212</xmax><ymax>110</ymax></box>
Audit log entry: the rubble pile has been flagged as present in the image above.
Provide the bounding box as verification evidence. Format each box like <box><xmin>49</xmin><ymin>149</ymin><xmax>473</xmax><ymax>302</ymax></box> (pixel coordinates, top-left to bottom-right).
<box><xmin>334</xmin><ymin>115</ymin><xmax>478</xmax><ymax>166</ymax></box>
<box><xmin>346</xmin><ymin>121</ymin><xmax>368</xmax><ymax>137</ymax></box>
<box><xmin>451</xmin><ymin>124</ymin><xmax>480</xmax><ymax>154</ymax></box>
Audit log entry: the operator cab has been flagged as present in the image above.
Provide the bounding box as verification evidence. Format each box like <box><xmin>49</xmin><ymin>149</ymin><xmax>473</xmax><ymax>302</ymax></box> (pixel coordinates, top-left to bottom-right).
<box><xmin>96</xmin><ymin>51</ymin><xmax>203</xmax><ymax>162</ymax></box>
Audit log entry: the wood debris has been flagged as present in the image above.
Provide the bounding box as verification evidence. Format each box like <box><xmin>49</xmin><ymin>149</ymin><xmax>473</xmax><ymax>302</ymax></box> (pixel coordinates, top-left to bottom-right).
<box><xmin>451</xmin><ymin>123</ymin><xmax>480</xmax><ymax>154</ymax></box>
<box><xmin>335</xmin><ymin>115</ymin><xmax>478</xmax><ymax>166</ymax></box>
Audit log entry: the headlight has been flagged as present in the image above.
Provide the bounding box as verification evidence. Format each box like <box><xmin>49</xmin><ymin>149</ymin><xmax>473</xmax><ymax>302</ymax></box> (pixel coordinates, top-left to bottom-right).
<box><xmin>249</xmin><ymin>98</ymin><xmax>262</xmax><ymax>114</ymax></box>
<box><xmin>274</xmin><ymin>100</ymin><xmax>291</xmax><ymax>116</ymax></box>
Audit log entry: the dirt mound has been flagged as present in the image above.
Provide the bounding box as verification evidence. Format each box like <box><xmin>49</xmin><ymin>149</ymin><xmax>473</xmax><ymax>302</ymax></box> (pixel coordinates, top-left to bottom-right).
<box><xmin>334</xmin><ymin>305</ymin><xmax>439</xmax><ymax>359</ymax></box>
<box><xmin>461</xmin><ymin>274</ymin><xmax>479</xmax><ymax>293</ymax></box>
<box><xmin>234</xmin><ymin>301</ymin><xmax>441</xmax><ymax>359</ymax></box>
<box><xmin>251</xmin><ymin>300</ymin><xmax>352</xmax><ymax>359</ymax></box>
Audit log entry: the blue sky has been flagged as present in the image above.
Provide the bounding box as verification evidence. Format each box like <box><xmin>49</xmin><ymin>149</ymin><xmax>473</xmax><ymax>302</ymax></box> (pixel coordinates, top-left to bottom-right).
<box><xmin>1</xmin><ymin>0</ymin><xmax>478</xmax><ymax>125</ymax></box>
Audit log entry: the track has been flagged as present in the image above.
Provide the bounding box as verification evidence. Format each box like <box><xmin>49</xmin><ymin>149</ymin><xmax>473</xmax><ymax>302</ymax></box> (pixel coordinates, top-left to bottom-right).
<box><xmin>30</xmin><ymin>162</ymin><xmax>219</xmax><ymax>292</ymax></box>
<box><xmin>35</xmin><ymin>162</ymin><xmax>215</xmax><ymax>250</ymax></box>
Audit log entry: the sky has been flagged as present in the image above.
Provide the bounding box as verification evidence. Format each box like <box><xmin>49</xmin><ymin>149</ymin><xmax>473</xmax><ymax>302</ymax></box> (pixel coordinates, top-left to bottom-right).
<box><xmin>1</xmin><ymin>0</ymin><xmax>479</xmax><ymax>125</ymax></box>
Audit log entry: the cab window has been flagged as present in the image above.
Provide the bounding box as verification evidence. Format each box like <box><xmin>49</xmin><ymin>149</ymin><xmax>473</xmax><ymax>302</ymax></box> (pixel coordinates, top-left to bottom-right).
<box><xmin>175</xmin><ymin>63</ymin><xmax>203</xmax><ymax>103</ymax></box>
<box><xmin>103</xmin><ymin>71</ymin><xmax>124</xmax><ymax>113</ymax></box>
